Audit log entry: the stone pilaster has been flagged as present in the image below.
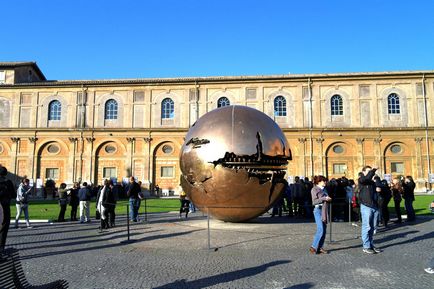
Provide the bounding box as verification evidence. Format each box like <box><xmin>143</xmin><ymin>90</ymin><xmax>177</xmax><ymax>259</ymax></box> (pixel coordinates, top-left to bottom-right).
<box><xmin>85</xmin><ymin>137</ymin><xmax>95</xmax><ymax>183</ymax></box>
<box><xmin>415</xmin><ymin>137</ymin><xmax>423</xmax><ymax>179</ymax></box>
<box><xmin>356</xmin><ymin>138</ymin><xmax>365</xmax><ymax>169</ymax></box>
<box><xmin>126</xmin><ymin>137</ymin><xmax>135</xmax><ymax>176</ymax></box>
<box><xmin>144</xmin><ymin>137</ymin><xmax>153</xmax><ymax>189</ymax></box>
<box><xmin>28</xmin><ymin>137</ymin><xmax>38</xmax><ymax>180</ymax></box>
<box><xmin>298</xmin><ymin>138</ymin><xmax>307</xmax><ymax>177</ymax></box>
<box><xmin>10</xmin><ymin>137</ymin><xmax>20</xmax><ymax>174</ymax></box>
<box><xmin>315</xmin><ymin>137</ymin><xmax>325</xmax><ymax>175</ymax></box>
<box><xmin>373</xmin><ymin>138</ymin><xmax>382</xmax><ymax>174</ymax></box>
<box><xmin>68</xmin><ymin>137</ymin><xmax>78</xmax><ymax>182</ymax></box>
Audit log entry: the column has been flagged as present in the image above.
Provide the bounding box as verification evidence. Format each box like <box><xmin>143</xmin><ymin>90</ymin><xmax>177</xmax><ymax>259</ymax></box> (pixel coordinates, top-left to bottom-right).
<box><xmin>415</xmin><ymin>137</ymin><xmax>423</xmax><ymax>180</ymax></box>
<box><xmin>298</xmin><ymin>138</ymin><xmax>307</xmax><ymax>177</ymax></box>
<box><xmin>85</xmin><ymin>137</ymin><xmax>95</xmax><ymax>183</ymax></box>
<box><xmin>144</xmin><ymin>137</ymin><xmax>153</xmax><ymax>190</ymax></box>
<box><xmin>10</xmin><ymin>137</ymin><xmax>20</xmax><ymax>175</ymax></box>
<box><xmin>126</xmin><ymin>137</ymin><xmax>135</xmax><ymax>177</ymax></box>
<box><xmin>315</xmin><ymin>137</ymin><xmax>325</xmax><ymax>175</ymax></box>
<box><xmin>28</xmin><ymin>137</ymin><xmax>38</xmax><ymax>180</ymax></box>
<box><xmin>356</xmin><ymin>138</ymin><xmax>365</xmax><ymax>169</ymax></box>
<box><xmin>68</xmin><ymin>137</ymin><xmax>78</xmax><ymax>182</ymax></box>
<box><xmin>373</xmin><ymin>138</ymin><xmax>383</xmax><ymax>174</ymax></box>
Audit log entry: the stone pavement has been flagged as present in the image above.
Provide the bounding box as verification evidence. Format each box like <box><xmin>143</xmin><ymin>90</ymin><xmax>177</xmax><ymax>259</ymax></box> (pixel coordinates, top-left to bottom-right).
<box><xmin>4</xmin><ymin>211</ymin><xmax>434</xmax><ymax>289</ymax></box>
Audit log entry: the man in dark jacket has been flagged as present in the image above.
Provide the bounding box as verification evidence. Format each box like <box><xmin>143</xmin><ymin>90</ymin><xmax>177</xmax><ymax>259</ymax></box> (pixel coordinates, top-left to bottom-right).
<box><xmin>127</xmin><ymin>177</ymin><xmax>141</xmax><ymax>222</ymax></box>
<box><xmin>358</xmin><ymin>166</ymin><xmax>382</xmax><ymax>254</ymax></box>
<box><xmin>403</xmin><ymin>176</ymin><xmax>416</xmax><ymax>222</ymax></box>
<box><xmin>0</xmin><ymin>166</ymin><xmax>15</xmax><ymax>251</ymax></box>
<box><xmin>290</xmin><ymin>177</ymin><xmax>305</xmax><ymax>217</ymax></box>
<box><xmin>106</xmin><ymin>180</ymin><xmax>117</xmax><ymax>227</ymax></box>
<box><xmin>78</xmin><ymin>182</ymin><xmax>92</xmax><ymax>223</ymax></box>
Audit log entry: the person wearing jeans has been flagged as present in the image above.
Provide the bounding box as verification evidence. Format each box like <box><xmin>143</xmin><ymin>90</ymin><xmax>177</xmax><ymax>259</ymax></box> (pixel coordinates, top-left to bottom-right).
<box><xmin>15</xmin><ymin>178</ymin><xmax>31</xmax><ymax>228</ymax></box>
<box><xmin>358</xmin><ymin>166</ymin><xmax>382</xmax><ymax>254</ymax></box>
<box><xmin>78</xmin><ymin>182</ymin><xmax>91</xmax><ymax>223</ymax></box>
<box><xmin>360</xmin><ymin>204</ymin><xmax>379</xmax><ymax>250</ymax></box>
<box><xmin>309</xmin><ymin>175</ymin><xmax>332</xmax><ymax>255</ymax></box>
<box><xmin>127</xmin><ymin>177</ymin><xmax>141</xmax><ymax>222</ymax></box>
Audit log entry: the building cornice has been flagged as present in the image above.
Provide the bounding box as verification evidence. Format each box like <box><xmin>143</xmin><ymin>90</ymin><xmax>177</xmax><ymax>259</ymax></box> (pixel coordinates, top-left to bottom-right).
<box><xmin>1</xmin><ymin>127</ymin><xmax>434</xmax><ymax>134</ymax></box>
<box><xmin>1</xmin><ymin>70</ymin><xmax>433</xmax><ymax>88</ymax></box>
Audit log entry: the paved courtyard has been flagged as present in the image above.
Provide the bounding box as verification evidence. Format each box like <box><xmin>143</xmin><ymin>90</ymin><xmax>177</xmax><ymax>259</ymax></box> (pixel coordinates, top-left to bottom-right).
<box><xmin>5</xmin><ymin>211</ymin><xmax>434</xmax><ymax>289</ymax></box>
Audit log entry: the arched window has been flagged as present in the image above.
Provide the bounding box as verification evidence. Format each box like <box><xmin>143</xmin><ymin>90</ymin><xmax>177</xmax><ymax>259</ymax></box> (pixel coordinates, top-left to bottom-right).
<box><xmin>388</xmin><ymin>93</ymin><xmax>400</xmax><ymax>114</ymax></box>
<box><xmin>274</xmin><ymin>95</ymin><xmax>286</xmax><ymax>116</ymax></box>
<box><xmin>161</xmin><ymin>98</ymin><xmax>174</xmax><ymax>119</ymax></box>
<box><xmin>48</xmin><ymin>100</ymin><xmax>61</xmax><ymax>120</ymax></box>
<box><xmin>217</xmin><ymin>97</ymin><xmax>230</xmax><ymax>108</ymax></box>
<box><xmin>105</xmin><ymin>99</ymin><xmax>118</xmax><ymax>120</ymax></box>
<box><xmin>331</xmin><ymin>94</ymin><xmax>343</xmax><ymax>116</ymax></box>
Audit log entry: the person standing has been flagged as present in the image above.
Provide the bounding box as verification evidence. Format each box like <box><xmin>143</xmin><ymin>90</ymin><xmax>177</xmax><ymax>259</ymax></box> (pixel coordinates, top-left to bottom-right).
<box><xmin>15</xmin><ymin>178</ymin><xmax>32</xmax><ymax>228</ymax></box>
<box><xmin>309</xmin><ymin>175</ymin><xmax>332</xmax><ymax>255</ymax></box>
<box><xmin>290</xmin><ymin>176</ymin><xmax>304</xmax><ymax>217</ymax></box>
<box><xmin>96</xmin><ymin>179</ymin><xmax>110</xmax><ymax>229</ymax></box>
<box><xmin>69</xmin><ymin>182</ymin><xmax>80</xmax><ymax>221</ymax></box>
<box><xmin>358</xmin><ymin>166</ymin><xmax>382</xmax><ymax>254</ymax></box>
<box><xmin>391</xmin><ymin>178</ymin><xmax>403</xmax><ymax>223</ymax></box>
<box><xmin>179</xmin><ymin>191</ymin><xmax>190</xmax><ymax>218</ymax></box>
<box><xmin>154</xmin><ymin>184</ymin><xmax>160</xmax><ymax>197</ymax></box>
<box><xmin>127</xmin><ymin>177</ymin><xmax>141</xmax><ymax>222</ymax></box>
<box><xmin>402</xmin><ymin>176</ymin><xmax>416</xmax><ymax>222</ymax></box>
<box><xmin>379</xmin><ymin>179</ymin><xmax>392</xmax><ymax>227</ymax></box>
<box><xmin>107</xmin><ymin>180</ymin><xmax>118</xmax><ymax>227</ymax></box>
<box><xmin>0</xmin><ymin>166</ymin><xmax>15</xmax><ymax>251</ymax></box>
<box><xmin>57</xmin><ymin>183</ymin><xmax>68</xmax><ymax>222</ymax></box>
<box><xmin>78</xmin><ymin>182</ymin><xmax>91</xmax><ymax>223</ymax></box>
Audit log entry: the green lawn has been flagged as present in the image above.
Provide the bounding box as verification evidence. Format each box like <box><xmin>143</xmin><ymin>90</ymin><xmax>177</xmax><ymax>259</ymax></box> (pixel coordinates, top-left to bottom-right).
<box><xmin>11</xmin><ymin>198</ymin><xmax>181</xmax><ymax>221</ymax></box>
<box><xmin>388</xmin><ymin>195</ymin><xmax>434</xmax><ymax>216</ymax></box>
<box><xmin>11</xmin><ymin>195</ymin><xmax>434</xmax><ymax>221</ymax></box>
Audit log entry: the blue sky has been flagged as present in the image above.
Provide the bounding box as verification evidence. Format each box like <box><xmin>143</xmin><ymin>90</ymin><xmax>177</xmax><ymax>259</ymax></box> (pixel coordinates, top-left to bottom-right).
<box><xmin>2</xmin><ymin>0</ymin><xmax>434</xmax><ymax>80</ymax></box>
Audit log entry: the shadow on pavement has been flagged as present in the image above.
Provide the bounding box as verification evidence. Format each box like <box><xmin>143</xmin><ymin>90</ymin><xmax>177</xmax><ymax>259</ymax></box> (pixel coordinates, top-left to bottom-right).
<box><xmin>17</xmin><ymin>229</ymin><xmax>203</xmax><ymax>261</ymax></box>
<box><xmin>153</xmin><ymin>260</ymin><xmax>292</xmax><ymax>289</ymax></box>
<box><xmin>9</xmin><ymin>229</ymin><xmax>162</xmax><ymax>248</ymax></box>
<box><xmin>376</xmin><ymin>230</ymin><xmax>434</xmax><ymax>249</ymax></box>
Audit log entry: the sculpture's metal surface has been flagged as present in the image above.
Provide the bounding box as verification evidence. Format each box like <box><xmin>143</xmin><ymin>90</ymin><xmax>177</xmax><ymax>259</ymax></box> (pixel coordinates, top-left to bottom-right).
<box><xmin>180</xmin><ymin>105</ymin><xmax>292</xmax><ymax>222</ymax></box>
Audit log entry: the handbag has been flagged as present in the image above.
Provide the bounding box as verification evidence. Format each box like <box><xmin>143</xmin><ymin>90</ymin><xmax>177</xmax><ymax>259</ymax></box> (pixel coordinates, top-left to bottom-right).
<box><xmin>96</xmin><ymin>210</ymin><xmax>101</xmax><ymax>220</ymax></box>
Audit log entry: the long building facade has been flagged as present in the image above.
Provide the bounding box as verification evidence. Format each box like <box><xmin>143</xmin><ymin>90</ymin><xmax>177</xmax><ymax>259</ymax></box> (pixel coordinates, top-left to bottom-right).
<box><xmin>1</xmin><ymin>62</ymin><xmax>434</xmax><ymax>193</ymax></box>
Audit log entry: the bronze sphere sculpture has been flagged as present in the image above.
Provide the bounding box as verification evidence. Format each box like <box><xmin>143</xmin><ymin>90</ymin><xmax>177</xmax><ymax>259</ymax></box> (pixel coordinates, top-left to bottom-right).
<box><xmin>180</xmin><ymin>105</ymin><xmax>292</xmax><ymax>222</ymax></box>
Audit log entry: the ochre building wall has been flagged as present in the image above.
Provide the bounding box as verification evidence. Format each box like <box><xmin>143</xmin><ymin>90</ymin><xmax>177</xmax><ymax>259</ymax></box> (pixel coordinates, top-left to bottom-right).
<box><xmin>1</xmin><ymin>68</ymin><xmax>434</xmax><ymax>193</ymax></box>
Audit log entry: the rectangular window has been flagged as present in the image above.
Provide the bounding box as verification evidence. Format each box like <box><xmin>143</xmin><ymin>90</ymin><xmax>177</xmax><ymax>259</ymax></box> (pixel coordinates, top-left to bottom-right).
<box><xmin>77</xmin><ymin>91</ymin><xmax>87</xmax><ymax>105</ymax></box>
<box><xmin>103</xmin><ymin>167</ymin><xmax>117</xmax><ymax>179</ymax></box>
<box><xmin>416</xmin><ymin>83</ymin><xmax>423</xmax><ymax>96</ymax></box>
<box><xmin>246</xmin><ymin>88</ymin><xmax>257</xmax><ymax>100</ymax></box>
<box><xmin>46</xmin><ymin>168</ymin><xmax>59</xmax><ymax>179</ymax></box>
<box><xmin>333</xmin><ymin>163</ymin><xmax>347</xmax><ymax>174</ymax></box>
<box><xmin>391</xmin><ymin>162</ymin><xmax>404</xmax><ymax>174</ymax></box>
<box><xmin>134</xmin><ymin>91</ymin><xmax>145</xmax><ymax>102</ymax></box>
<box><xmin>359</xmin><ymin>85</ymin><xmax>370</xmax><ymax>97</ymax></box>
<box><xmin>0</xmin><ymin>71</ymin><xmax>5</xmax><ymax>84</ymax></box>
<box><xmin>189</xmin><ymin>89</ymin><xmax>198</xmax><ymax>101</ymax></box>
<box><xmin>302</xmin><ymin>86</ymin><xmax>309</xmax><ymax>99</ymax></box>
<box><xmin>21</xmin><ymin>93</ymin><xmax>32</xmax><ymax>105</ymax></box>
<box><xmin>161</xmin><ymin>166</ymin><xmax>174</xmax><ymax>178</ymax></box>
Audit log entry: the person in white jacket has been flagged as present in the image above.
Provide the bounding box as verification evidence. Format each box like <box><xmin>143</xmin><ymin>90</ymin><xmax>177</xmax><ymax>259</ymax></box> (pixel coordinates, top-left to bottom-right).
<box><xmin>96</xmin><ymin>179</ymin><xmax>109</xmax><ymax>229</ymax></box>
<box><xmin>15</xmin><ymin>178</ymin><xmax>32</xmax><ymax>228</ymax></box>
